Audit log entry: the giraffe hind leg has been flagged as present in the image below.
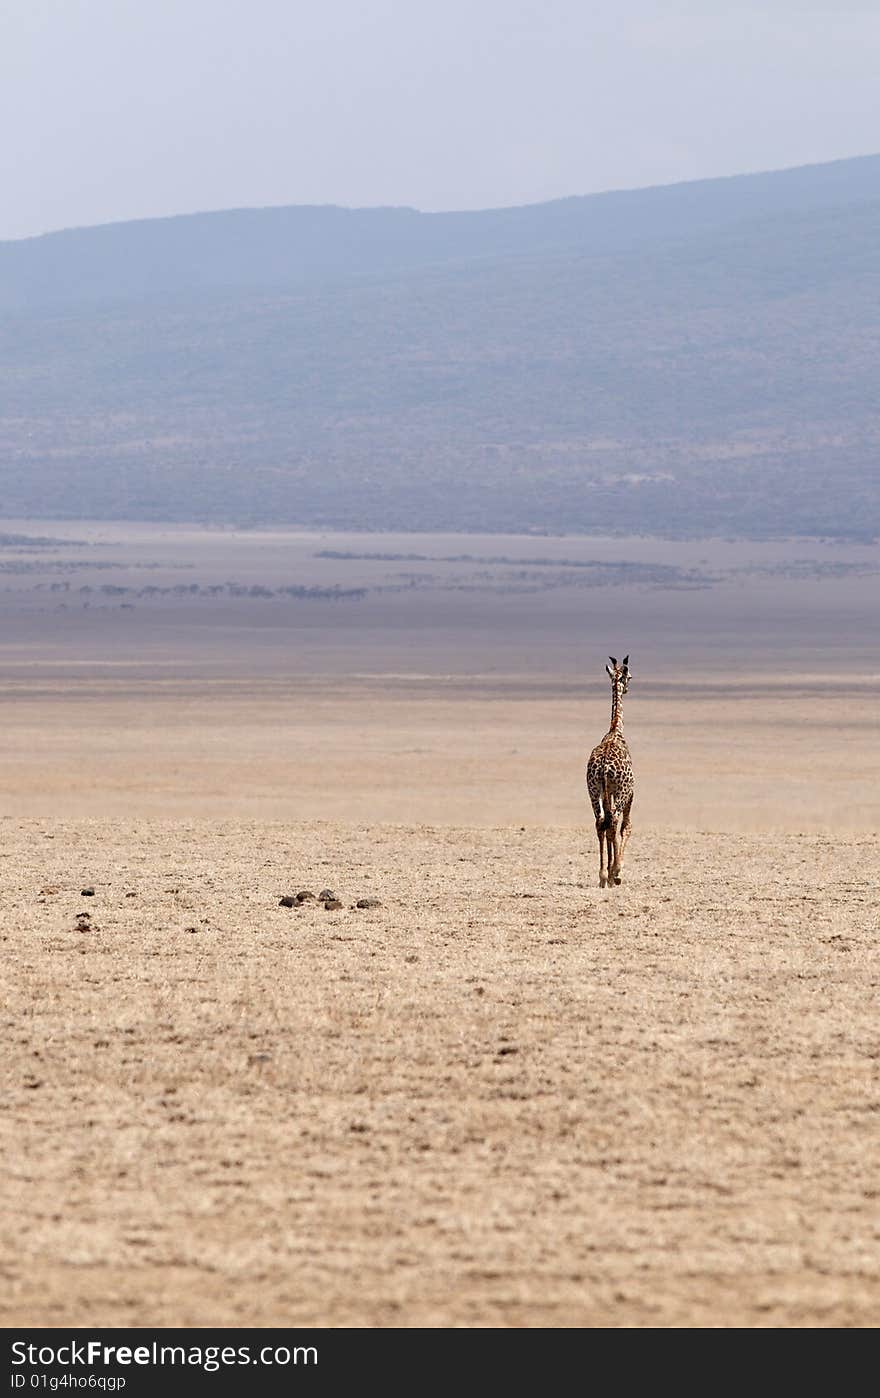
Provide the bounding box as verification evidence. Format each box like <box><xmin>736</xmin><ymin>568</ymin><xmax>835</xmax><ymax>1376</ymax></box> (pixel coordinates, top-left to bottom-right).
<box><xmin>602</xmin><ymin>782</ymin><xmax>621</xmax><ymax>888</ymax></box>
<box><xmin>614</xmin><ymin>797</ymin><xmax>634</xmax><ymax>884</ymax></box>
<box><xmin>590</xmin><ymin>783</ymin><xmax>608</xmax><ymax>888</ymax></box>
<box><xmin>608</xmin><ymin>816</ymin><xmax>622</xmax><ymax>887</ymax></box>
<box><xmin>596</xmin><ymin>815</ymin><xmax>608</xmax><ymax>888</ymax></box>
<box><xmin>604</xmin><ymin>827</ymin><xmax>616</xmax><ymax>888</ymax></box>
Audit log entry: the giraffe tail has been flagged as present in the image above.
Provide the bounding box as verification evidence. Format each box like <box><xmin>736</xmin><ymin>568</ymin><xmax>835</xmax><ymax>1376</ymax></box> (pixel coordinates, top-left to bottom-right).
<box><xmin>602</xmin><ymin>778</ymin><xmax>616</xmax><ymax>829</ymax></box>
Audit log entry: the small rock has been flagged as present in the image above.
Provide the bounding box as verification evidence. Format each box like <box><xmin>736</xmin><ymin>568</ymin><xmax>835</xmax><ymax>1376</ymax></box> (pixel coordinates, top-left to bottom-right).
<box><xmin>295</xmin><ymin>890</ymin><xmax>316</xmax><ymax>903</ymax></box>
<box><xmin>81</xmin><ymin>887</ymin><xmax>95</xmax><ymax>897</ymax></box>
<box><xmin>322</xmin><ymin>898</ymin><xmax>343</xmax><ymax>911</ymax></box>
<box><xmin>318</xmin><ymin>889</ymin><xmax>337</xmax><ymax>901</ymax></box>
<box><xmin>355</xmin><ymin>897</ymin><xmax>382</xmax><ymax>909</ymax></box>
<box><xmin>278</xmin><ymin>895</ymin><xmax>297</xmax><ymax>908</ymax></box>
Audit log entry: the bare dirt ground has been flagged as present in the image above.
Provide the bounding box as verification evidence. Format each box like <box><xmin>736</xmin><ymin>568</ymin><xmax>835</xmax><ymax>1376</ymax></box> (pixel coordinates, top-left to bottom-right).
<box><xmin>0</xmin><ymin>679</ymin><xmax>878</xmax><ymax>831</ymax></box>
<box><xmin>2</xmin><ymin>816</ymin><xmax>878</xmax><ymax>1329</ymax></box>
<box><xmin>1</xmin><ymin>523</ymin><xmax>878</xmax><ymax>1327</ymax></box>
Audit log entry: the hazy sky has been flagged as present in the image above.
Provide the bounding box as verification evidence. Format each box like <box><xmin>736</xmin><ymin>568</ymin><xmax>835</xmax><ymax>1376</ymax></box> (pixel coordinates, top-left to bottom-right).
<box><xmin>2</xmin><ymin>0</ymin><xmax>879</xmax><ymax>240</ymax></box>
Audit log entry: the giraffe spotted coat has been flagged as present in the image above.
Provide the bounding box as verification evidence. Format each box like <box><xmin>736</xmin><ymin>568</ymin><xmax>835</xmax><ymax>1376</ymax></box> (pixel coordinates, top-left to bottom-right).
<box><xmin>586</xmin><ymin>656</ymin><xmax>634</xmax><ymax>888</ymax></box>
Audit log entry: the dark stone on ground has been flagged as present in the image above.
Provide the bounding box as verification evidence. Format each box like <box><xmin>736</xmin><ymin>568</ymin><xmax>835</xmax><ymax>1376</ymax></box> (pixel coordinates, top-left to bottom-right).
<box><xmin>355</xmin><ymin>897</ymin><xmax>382</xmax><ymax>909</ymax></box>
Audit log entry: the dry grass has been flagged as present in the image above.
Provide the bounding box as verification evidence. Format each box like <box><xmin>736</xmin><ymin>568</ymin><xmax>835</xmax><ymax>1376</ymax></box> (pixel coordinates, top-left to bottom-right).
<box><xmin>3</xmin><ymin>817</ymin><xmax>878</xmax><ymax>1328</ymax></box>
<box><xmin>1</xmin><ymin>522</ymin><xmax>878</xmax><ymax>1327</ymax></box>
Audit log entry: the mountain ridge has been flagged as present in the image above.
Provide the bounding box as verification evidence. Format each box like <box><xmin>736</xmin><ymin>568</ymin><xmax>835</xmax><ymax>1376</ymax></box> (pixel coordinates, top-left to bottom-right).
<box><xmin>1</xmin><ymin>154</ymin><xmax>878</xmax><ymax>539</ymax></box>
<box><xmin>3</xmin><ymin>152</ymin><xmax>879</xmax><ymax>310</ymax></box>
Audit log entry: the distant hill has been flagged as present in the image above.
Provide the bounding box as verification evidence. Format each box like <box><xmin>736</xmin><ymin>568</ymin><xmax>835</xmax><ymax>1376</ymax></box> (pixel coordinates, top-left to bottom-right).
<box><xmin>1</xmin><ymin>155</ymin><xmax>878</xmax><ymax>537</ymax></box>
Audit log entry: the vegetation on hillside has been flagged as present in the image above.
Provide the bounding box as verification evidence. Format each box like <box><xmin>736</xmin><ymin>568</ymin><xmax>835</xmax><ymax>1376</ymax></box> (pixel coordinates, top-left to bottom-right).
<box><xmin>1</xmin><ymin>156</ymin><xmax>878</xmax><ymax>537</ymax></box>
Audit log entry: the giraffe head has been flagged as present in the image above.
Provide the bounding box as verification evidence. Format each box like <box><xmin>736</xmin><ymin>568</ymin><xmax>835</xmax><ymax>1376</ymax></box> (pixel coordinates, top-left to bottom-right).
<box><xmin>605</xmin><ymin>655</ymin><xmax>631</xmax><ymax>693</ymax></box>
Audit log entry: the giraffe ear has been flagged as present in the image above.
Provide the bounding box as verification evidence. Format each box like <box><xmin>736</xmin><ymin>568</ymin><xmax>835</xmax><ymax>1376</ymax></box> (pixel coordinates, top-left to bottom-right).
<box><xmin>622</xmin><ymin>654</ymin><xmax>629</xmax><ymax>667</ymax></box>
<box><xmin>605</xmin><ymin>663</ymin><xmax>614</xmax><ymax>679</ymax></box>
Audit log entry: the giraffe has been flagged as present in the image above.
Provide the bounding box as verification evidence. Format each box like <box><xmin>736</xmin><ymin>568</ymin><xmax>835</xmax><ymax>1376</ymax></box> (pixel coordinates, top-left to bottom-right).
<box><xmin>586</xmin><ymin>655</ymin><xmax>634</xmax><ymax>889</ymax></box>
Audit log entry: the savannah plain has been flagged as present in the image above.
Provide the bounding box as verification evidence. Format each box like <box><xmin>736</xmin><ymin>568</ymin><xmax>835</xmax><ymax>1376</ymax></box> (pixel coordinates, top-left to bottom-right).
<box><xmin>1</xmin><ymin>522</ymin><xmax>878</xmax><ymax>1328</ymax></box>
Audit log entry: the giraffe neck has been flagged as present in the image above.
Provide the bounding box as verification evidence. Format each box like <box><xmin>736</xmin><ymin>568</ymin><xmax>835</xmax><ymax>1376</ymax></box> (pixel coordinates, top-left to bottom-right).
<box><xmin>609</xmin><ymin>681</ymin><xmax>624</xmax><ymax>733</ymax></box>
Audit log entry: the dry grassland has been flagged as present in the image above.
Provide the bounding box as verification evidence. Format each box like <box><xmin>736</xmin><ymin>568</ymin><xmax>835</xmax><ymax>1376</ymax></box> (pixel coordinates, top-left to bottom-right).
<box><xmin>1</xmin><ymin>523</ymin><xmax>878</xmax><ymax>1327</ymax></box>
<box><xmin>2</xmin><ymin>710</ymin><xmax>878</xmax><ymax>1328</ymax></box>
